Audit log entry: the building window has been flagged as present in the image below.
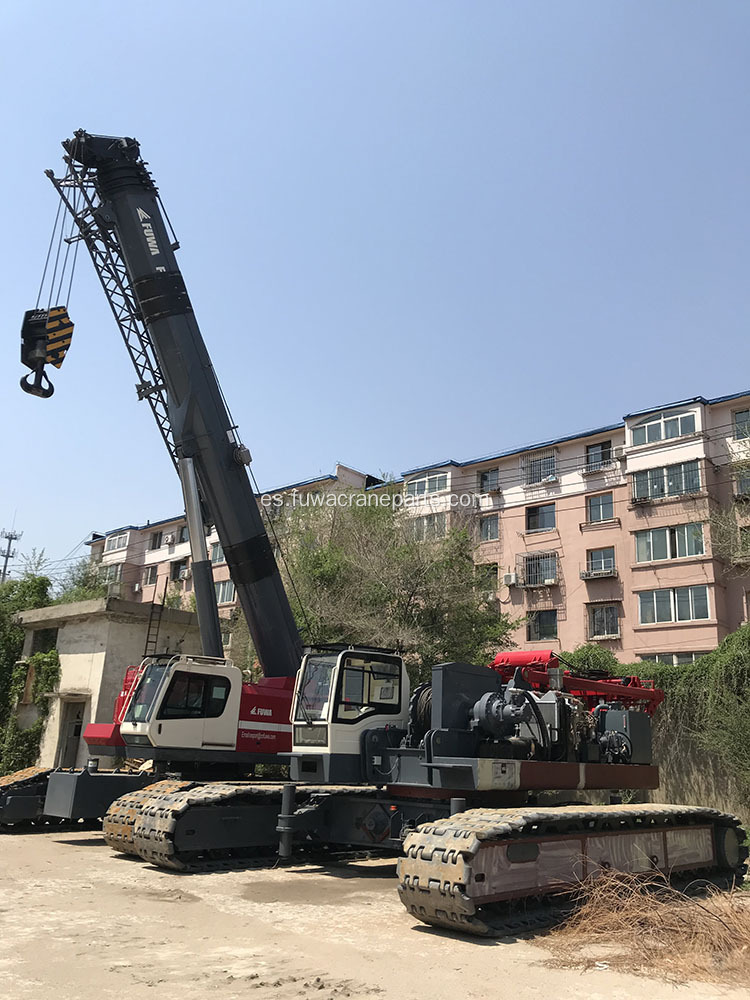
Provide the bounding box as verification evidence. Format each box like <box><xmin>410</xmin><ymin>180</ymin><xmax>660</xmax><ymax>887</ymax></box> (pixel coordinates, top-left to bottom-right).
<box><xmin>631</xmin><ymin>410</ymin><xmax>696</xmax><ymax>446</ymax></box>
<box><xmin>589</xmin><ymin>604</ymin><xmax>619</xmax><ymax>638</ymax></box>
<box><xmin>211</xmin><ymin>542</ymin><xmax>225</xmax><ymax>564</ymax></box>
<box><xmin>736</xmin><ymin>470</ymin><xmax>750</xmax><ymax>497</ymax></box>
<box><xmin>526</xmin><ymin>503</ymin><xmax>555</xmax><ymax>532</ymax></box>
<box><xmin>215</xmin><ymin>579</ymin><xmax>236</xmax><ymax>604</ymax></box>
<box><xmin>99</xmin><ymin>562</ymin><xmax>123</xmax><ymax>584</ymax></box>
<box><xmin>632</xmin><ymin>460</ymin><xmax>701</xmax><ymax>501</ymax></box>
<box><xmin>171</xmin><ymin>559</ymin><xmax>189</xmax><ymax>582</ymax></box>
<box><xmin>521</xmin><ymin>552</ymin><xmax>557</xmax><ymax>587</ymax></box>
<box><xmin>734</xmin><ymin>409</ymin><xmax>750</xmax><ymax>440</ymax></box>
<box><xmin>406</xmin><ymin>473</ymin><xmax>448</xmax><ymax>497</ymax></box>
<box><xmin>639</xmin><ymin>651</ymin><xmax>706</xmax><ymax>666</ymax></box>
<box><xmin>586</xmin><ymin>547</ymin><xmax>615</xmax><ymax>573</ymax></box>
<box><xmin>585</xmin><ymin>440</ymin><xmax>612</xmax><ymax>472</ymax></box>
<box><xmin>104</xmin><ymin>532</ymin><xmax>128</xmax><ymax>553</ymax></box>
<box><xmin>476</xmin><ymin>563</ymin><xmax>499</xmax><ymax>590</ymax></box>
<box><xmin>480</xmin><ymin>514</ymin><xmax>499</xmax><ymax>542</ymax></box>
<box><xmin>410</xmin><ymin>512</ymin><xmax>447</xmax><ymax>541</ymax></box>
<box><xmin>479</xmin><ymin>468</ymin><xmax>499</xmax><ymax>492</ymax></box>
<box><xmin>522</xmin><ymin>449</ymin><xmax>556</xmax><ymax>485</ymax></box>
<box><xmin>527</xmin><ymin>610</ymin><xmax>558</xmax><ymax>641</ymax></box>
<box><xmin>143</xmin><ymin>565</ymin><xmax>158</xmax><ymax>586</ymax></box>
<box><xmin>149</xmin><ymin>531</ymin><xmax>163</xmax><ymax>550</ymax></box>
<box><xmin>635</xmin><ymin>523</ymin><xmax>704</xmax><ymax>563</ymax></box>
<box><xmin>178</xmin><ymin>525</ymin><xmax>189</xmax><ymax>544</ymax></box>
<box><xmin>31</xmin><ymin>628</ymin><xmax>58</xmax><ymax>654</ymax></box>
<box><xmin>638</xmin><ymin>585</ymin><xmax>709</xmax><ymax>624</ymax></box>
<box><xmin>587</xmin><ymin>492</ymin><xmax>614</xmax><ymax>523</ymax></box>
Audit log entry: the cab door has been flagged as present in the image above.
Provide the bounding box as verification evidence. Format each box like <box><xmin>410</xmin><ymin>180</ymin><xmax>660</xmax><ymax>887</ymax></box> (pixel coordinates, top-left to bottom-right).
<box><xmin>151</xmin><ymin>661</ymin><xmax>241</xmax><ymax>751</ymax></box>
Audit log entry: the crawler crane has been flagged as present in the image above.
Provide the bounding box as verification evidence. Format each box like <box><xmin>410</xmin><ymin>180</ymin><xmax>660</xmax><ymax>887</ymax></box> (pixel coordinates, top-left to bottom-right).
<box><xmin>18</xmin><ymin>132</ymin><xmax>747</xmax><ymax>935</ymax></box>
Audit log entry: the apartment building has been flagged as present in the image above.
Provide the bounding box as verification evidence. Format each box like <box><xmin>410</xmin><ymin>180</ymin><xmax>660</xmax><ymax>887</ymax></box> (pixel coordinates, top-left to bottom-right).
<box><xmin>89</xmin><ymin>464</ymin><xmax>378</xmax><ymax>637</ymax></box>
<box><xmin>403</xmin><ymin>390</ymin><xmax>750</xmax><ymax>664</ymax></box>
<box><xmin>88</xmin><ymin>392</ymin><xmax>750</xmax><ymax>665</ymax></box>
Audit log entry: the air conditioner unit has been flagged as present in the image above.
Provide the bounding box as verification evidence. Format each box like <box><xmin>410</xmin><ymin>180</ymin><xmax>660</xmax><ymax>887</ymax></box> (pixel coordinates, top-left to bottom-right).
<box><xmin>164</xmin><ymin>533</ymin><xmax>176</xmax><ymax>544</ymax></box>
<box><xmin>631</xmin><ymin>496</ymin><xmax>650</xmax><ymax>505</ymax></box>
<box><xmin>502</xmin><ymin>572</ymin><xmax>517</xmax><ymax>587</ymax></box>
<box><xmin>543</xmin><ymin>578</ymin><xmax>557</xmax><ymax>586</ymax></box>
<box><xmin>132</xmin><ymin>582</ymin><xmax>141</xmax><ymax>593</ymax></box>
<box><xmin>542</xmin><ymin>475</ymin><xmax>558</xmax><ymax>484</ymax></box>
<box><xmin>178</xmin><ymin>567</ymin><xmax>192</xmax><ymax>580</ymax></box>
<box><xmin>613</xmin><ymin>445</ymin><xmax>625</xmax><ymax>460</ymax></box>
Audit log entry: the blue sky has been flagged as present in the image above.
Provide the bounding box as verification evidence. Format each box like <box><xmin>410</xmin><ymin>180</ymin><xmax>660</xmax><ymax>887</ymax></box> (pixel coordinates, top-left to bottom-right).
<box><xmin>2</xmin><ymin>1</ymin><xmax>750</xmax><ymax>581</ymax></box>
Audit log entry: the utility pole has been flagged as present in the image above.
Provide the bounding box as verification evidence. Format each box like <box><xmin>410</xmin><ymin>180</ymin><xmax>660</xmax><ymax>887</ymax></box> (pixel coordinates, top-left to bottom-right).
<box><xmin>0</xmin><ymin>530</ymin><xmax>22</xmax><ymax>583</ymax></box>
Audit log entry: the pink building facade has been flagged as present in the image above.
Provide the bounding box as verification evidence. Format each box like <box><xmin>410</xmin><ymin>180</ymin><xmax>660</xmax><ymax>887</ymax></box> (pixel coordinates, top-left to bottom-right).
<box><xmin>89</xmin><ymin>392</ymin><xmax>750</xmax><ymax>665</ymax></box>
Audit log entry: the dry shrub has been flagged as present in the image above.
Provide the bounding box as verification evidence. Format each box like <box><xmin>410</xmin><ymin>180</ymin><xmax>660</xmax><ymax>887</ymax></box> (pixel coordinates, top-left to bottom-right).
<box><xmin>544</xmin><ymin>870</ymin><xmax>750</xmax><ymax>985</ymax></box>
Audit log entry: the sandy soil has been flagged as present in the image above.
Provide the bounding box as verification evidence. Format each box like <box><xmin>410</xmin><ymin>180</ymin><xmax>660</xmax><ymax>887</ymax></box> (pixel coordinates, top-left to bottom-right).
<box><xmin>0</xmin><ymin>828</ymin><xmax>747</xmax><ymax>1000</ymax></box>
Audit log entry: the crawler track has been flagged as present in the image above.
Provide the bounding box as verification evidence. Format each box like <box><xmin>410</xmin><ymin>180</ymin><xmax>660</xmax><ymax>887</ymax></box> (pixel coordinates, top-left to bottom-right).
<box><xmin>0</xmin><ymin>767</ymin><xmax>52</xmax><ymax>827</ymax></box>
<box><xmin>398</xmin><ymin>804</ymin><xmax>748</xmax><ymax>936</ymax></box>
<box><xmin>102</xmin><ymin>779</ymin><xmax>196</xmax><ymax>855</ymax></box>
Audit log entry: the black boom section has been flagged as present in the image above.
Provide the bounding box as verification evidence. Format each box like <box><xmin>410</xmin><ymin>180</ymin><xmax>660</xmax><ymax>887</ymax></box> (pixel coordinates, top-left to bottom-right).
<box><xmin>64</xmin><ymin>131</ymin><xmax>302</xmax><ymax>678</ymax></box>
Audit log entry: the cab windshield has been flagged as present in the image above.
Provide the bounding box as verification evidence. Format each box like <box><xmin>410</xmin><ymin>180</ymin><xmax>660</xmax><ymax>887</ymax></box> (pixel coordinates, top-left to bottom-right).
<box><xmin>295</xmin><ymin>655</ymin><xmax>336</xmax><ymax>722</ymax></box>
<box><xmin>123</xmin><ymin>661</ymin><xmax>170</xmax><ymax>723</ymax></box>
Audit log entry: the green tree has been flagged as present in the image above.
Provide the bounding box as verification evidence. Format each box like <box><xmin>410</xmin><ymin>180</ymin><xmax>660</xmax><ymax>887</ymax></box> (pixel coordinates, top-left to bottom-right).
<box><xmin>0</xmin><ymin>574</ymin><xmax>52</xmax><ymax>734</ymax></box>
<box><xmin>54</xmin><ymin>557</ymin><xmax>108</xmax><ymax>604</ymax></box>
<box><xmin>246</xmin><ymin>492</ymin><xmax>518</xmax><ymax>681</ymax></box>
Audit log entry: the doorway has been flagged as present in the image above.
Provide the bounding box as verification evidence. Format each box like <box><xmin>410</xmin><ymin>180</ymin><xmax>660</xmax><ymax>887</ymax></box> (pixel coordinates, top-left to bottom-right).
<box><xmin>57</xmin><ymin>700</ymin><xmax>85</xmax><ymax>768</ymax></box>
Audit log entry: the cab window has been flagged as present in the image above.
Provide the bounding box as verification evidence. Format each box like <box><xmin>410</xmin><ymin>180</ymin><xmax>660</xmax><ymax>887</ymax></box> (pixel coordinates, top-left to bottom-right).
<box><xmin>157</xmin><ymin>671</ymin><xmax>231</xmax><ymax>719</ymax></box>
<box><xmin>335</xmin><ymin>657</ymin><xmax>401</xmax><ymax>722</ymax></box>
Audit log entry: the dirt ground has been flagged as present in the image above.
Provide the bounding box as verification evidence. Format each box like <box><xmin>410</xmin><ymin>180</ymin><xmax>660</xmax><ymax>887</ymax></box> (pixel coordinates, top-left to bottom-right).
<box><xmin>1</xmin><ymin>828</ymin><xmax>748</xmax><ymax>1000</ymax></box>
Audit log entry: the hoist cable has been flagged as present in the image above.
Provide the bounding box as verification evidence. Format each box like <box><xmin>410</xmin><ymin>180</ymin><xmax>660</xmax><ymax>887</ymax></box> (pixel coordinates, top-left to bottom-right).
<box><xmin>35</xmin><ymin>198</ymin><xmax>63</xmax><ymax>308</ymax></box>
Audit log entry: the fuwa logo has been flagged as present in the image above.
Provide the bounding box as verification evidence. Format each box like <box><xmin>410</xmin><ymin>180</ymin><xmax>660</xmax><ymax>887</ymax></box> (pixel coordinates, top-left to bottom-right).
<box><xmin>249</xmin><ymin>706</ymin><xmax>272</xmax><ymax>717</ymax></box>
<box><xmin>136</xmin><ymin>207</ymin><xmax>160</xmax><ymax>256</ymax></box>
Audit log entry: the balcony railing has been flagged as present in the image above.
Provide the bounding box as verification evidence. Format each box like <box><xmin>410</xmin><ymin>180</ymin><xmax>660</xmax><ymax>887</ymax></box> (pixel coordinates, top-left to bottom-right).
<box><xmin>581</xmin><ymin>458</ymin><xmax>618</xmax><ymax>475</ymax></box>
<box><xmin>580</xmin><ymin>562</ymin><xmax>618</xmax><ymax>580</ymax></box>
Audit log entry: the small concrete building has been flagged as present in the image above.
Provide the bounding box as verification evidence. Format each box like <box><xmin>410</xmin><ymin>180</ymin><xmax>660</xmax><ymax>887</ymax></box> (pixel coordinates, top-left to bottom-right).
<box><xmin>16</xmin><ymin>597</ymin><xmax>202</xmax><ymax>770</ymax></box>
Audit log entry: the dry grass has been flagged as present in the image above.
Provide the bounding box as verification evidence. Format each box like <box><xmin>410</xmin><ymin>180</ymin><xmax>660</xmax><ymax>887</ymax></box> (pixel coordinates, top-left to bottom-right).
<box><xmin>544</xmin><ymin>870</ymin><xmax>750</xmax><ymax>986</ymax></box>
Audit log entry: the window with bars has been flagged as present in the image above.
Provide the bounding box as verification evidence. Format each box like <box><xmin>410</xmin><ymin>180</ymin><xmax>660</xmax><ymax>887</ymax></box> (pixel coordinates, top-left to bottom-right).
<box><xmin>635</xmin><ymin>523</ymin><xmax>704</xmax><ymax>562</ymax></box>
<box><xmin>638</xmin><ymin>585</ymin><xmax>709</xmax><ymax>624</ymax></box>
<box><xmin>521</xmin><ymin>551</ymin><xmax>557</xmax><ymax>587</ymax></box>
<box><xmin>638</xmin><ymin>651</ymin><xmax>706</xmax><ymax>666</ymax></box>
<box><xmin>588</xmin><ymin>604</ymin><xmax>619</xmax><ymax>638</ymax></box>
<box><xmin>527</xmin><ymin>610</ymin><xmax>558</xmax><ymax>641</ymax></box>
<box><xmin>522</xmin><ymin>449</ymin><xmax>556</xmax><ymax>485</ymax></box>
<box><xmin>736</xmin><ymin>470</ymin><xmax>750</xmax><ymax>497</ymax></box>
<box><xmin>632</xmin><ymin>461</ymin><xmax>701</xmax><ymax>501</ymax></box>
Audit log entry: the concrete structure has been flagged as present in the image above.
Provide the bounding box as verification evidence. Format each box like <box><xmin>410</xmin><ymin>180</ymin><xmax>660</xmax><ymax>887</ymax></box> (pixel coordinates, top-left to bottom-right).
<box><xmin>16</xmin><ymin>598</ymin><xmax>201</xmax><ymax>769</ymax></box>
<box><xmin>86</xmin><ymin>393</ymin><xmax>750</xmax><ymax>665</ymax></box>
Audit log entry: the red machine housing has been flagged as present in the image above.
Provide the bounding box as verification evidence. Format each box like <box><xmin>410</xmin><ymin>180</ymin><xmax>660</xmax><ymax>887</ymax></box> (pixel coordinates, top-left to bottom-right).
<box><xmin>236</xmin><ymin>676</ymin><xmax>295</xmax><ymax>754</ymax></box>
<box><xmin>83</xmin><ymin>664</ymin><xmax>144</xmax><ymax>749</ymax></box>
<box><xmin>490</xmin><ymin>650</ymin><xmax>664</xmax><ymax>716</ymax></box>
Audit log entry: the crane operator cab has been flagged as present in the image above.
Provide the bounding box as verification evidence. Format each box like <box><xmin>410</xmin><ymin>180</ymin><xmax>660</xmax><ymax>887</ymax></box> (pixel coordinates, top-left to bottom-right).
<box><xmin>119</xmin><ymin>654</ymin><xmax>242</xmax><ymax>755</ymax></box>
<box><xmin>290</xmin><ymin>647</ymin><xmax>409</xmax><ymax>783</ymax></box>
